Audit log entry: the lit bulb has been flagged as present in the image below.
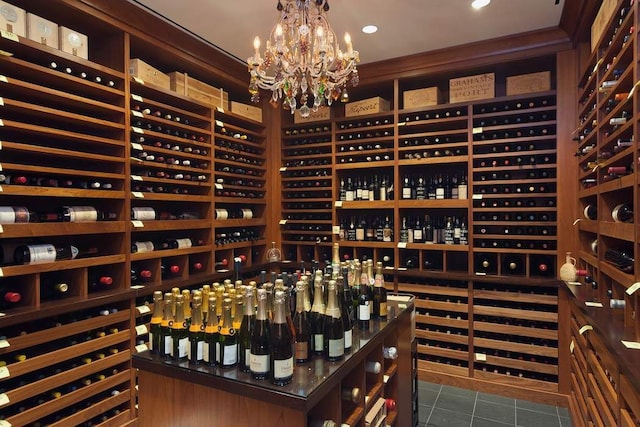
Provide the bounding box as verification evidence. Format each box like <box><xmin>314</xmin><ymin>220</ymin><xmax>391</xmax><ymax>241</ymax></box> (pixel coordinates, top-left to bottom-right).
<box><xmin>275</xmin><ymin>24</ymin><xmax>283</xmax><ymax>37</ymax></box>
<box><xmin>316</xmin><ymin>26</ymin><xmax>324</xmax><ymax>38</ymax></box>
<box><xmin>344</xmin><ymin>32</ymin><xmax>351</xmax><ymax>45</ymax></box>
<box><xmin>253</xmin><ymin>36</ymin><xmax>261</xmax><ymax>51</ymax></box>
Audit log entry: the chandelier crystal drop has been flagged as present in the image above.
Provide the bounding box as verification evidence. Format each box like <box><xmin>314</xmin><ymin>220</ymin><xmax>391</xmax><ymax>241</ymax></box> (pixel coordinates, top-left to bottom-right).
<box><xmin>247</xmin><ymin>0</ymin><xmax>360</xmax><ymax>117</ymax></box>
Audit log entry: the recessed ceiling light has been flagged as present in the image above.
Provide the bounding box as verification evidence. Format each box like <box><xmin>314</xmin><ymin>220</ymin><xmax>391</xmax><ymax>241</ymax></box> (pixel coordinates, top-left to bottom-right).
<box><xmin>362</xmin><ymin>25</ymin><xmax>378</xmax><ymax>34</ymax></box>
<box><xmin>471</xmin><ymin>0</ymin><xmax>491</xmax><ymax>9</ymax></box>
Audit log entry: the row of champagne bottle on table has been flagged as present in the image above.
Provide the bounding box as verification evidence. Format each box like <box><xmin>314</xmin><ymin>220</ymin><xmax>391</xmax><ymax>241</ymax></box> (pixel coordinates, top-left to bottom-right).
<box><xmin>145</xmin><ymin>257</ymin><xmax>391</xmax><ymax>385</ymax></box>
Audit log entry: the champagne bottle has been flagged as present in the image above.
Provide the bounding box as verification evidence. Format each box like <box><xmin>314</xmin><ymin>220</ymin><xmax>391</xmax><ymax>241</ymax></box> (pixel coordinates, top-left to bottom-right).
<box><xmin>218</xmin><ymin>298</ymin><xmax>238</xmax><ymax>368</ymax></box>
<box><xmin>159</xmin><ymin>293</ymin><xmax>173</xmax><ymax>358</ymax></box>
<box><xmin>358</xmin><ymin>271</ymin><xmax>371</xmax><ymax>329</ymax></box>
<box><xmin>293</xmin><ymin>281</ymin><xmax>311</xmax><ymax>363</ymax></box>
<box><xmin>323</xmin><ymin>280</ymin><xmax>345</xmax><ymax>361</ymax></box>
<box><xmin>170</xmin><ymin>295</ymin><xmax>188</xmax><ymax>360</ymax></box>
<box><xmin>271</xmin><ymin>290</ymin><xmax>294</xmax><ymax>385</ymax></box>
<box><xmin>187</xmin><ymin>296</ymin><xmax>205</xmax><ymax>364</ymax></box>
<box><xmin>149</xmin><ymin>291</ymin><xmax>163</xmax><ymax>355</ymax></box>
<box><xmin>203</xmin><ymin>296</ymin><xmax>218</xmax><ymax>366</ymax></box>
<box><xmin>238</xmin><ymin>287</ymin><xmax>256</xmax><ymax>372</ymax></box>
<box><xmin>372</xmin><ymin>262</ymin><xmax>388</xmax><ymax>318</ymax></box>
<box><xmin>310</xmin><ymin>271</ymin><xmax>326</xmax><ymax>355</ymax></box>
<box><xmin>59</xmin><ymin>206</ymin><xmax>117</xmax><ymax>222</ymax></box>
<box><xmin>337</xmin><ymin>275</ymin><xmax>353</xmax><ymax>353</ymax></box>
<box><xmin>250</xmin><ymin>289</ymin><xmax>270</xmax><ymax>379</ymax></box>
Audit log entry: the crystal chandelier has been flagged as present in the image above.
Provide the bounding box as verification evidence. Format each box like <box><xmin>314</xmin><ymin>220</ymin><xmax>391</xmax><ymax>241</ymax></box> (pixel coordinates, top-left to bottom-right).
<box><xmin>247</xmin><ymin>0</ymin><xmax>360</xmax><ymax>117</ymax></box>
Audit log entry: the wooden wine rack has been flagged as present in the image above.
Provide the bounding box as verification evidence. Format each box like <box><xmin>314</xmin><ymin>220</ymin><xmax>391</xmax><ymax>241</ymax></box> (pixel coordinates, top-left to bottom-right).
<box><xmin>567</xmin><ymin>0</ymin><xmax>640</xmax><ymax>425</ymax></box>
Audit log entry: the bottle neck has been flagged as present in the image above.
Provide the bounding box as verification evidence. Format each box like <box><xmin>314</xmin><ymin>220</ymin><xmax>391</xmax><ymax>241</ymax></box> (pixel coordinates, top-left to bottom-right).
<box><xmin>273</xmin><ymin>298</ymin><xmax>287</xmax><ymax>324</ymax></box>
<box><xmin>256</xmin><ymin>291</ymin><xmax>268</xmax><ymax>321</ymax></box>
<box><xmin>244</xmin><ymin>291</ymin><xmax>255</xmax><ymax>316</ymax></box>
<box><xmin>296</xmin><ymin>284</ymin><xmax>306</xmax><ymax>313</ymax></box>
<box><xmin>326</xmin><ymin>282</ymin><xmax>340</xmax><ymax>319</ymax></box>
<box><xmin>312</xmin><ymin>280</ymin><xmax>324</xmax><ymax>313</ymax></box>
<box><xmin>191</xmin><ymin>304</ymin><xmax>203</xmax><ymax>328</ymax></box>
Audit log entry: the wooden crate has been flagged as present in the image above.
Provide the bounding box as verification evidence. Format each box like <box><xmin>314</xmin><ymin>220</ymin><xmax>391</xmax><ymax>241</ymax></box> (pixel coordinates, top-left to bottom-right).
<box><xmin>26</xmin><ymin>13</ymin><xmax>58</xmax><ymax>48</ymax></box>
<box><xmin>449</xmin><ymin>72</ymin><xmax>495</xmax><ymax>103</ymax></box>
<box><xmin>129</xmin><ymin>58</ymin><xmax>170</xmax><ymax>90</ymax></box>
<box><xmin>59</xmin><ymin>26</ymin><xmax>88</xmax><ymax>59</ymax></box>
<box><xmin>591</xmin><ymin>0</ymin><xmax>618</xmax><ymax>51</ymax></box>
<box><xmin>293</xmin><ymin>107</ymin><xmax>331</xmax><ymax>124</ymax></box>
<box><xmin>0</xmin><ymin>1</ymin><xmax>26</xmax><ymax>37</ymax></box>
<box><xmin>169</xmin><ymin>71</ymin><xmax>229</xmax><ymax>109</ymax></box>
<box><xmin>506</xmin><ymin>71</ymin><xmax>551</xmax><ymax>96</ymax></box>
<box><xmin>345</xmin><ymin>96</ymin><xmax>390</xmax><ymax>117</ymax></box>
<box><xmin>403</xmin><ymin>87</ymin><xmax>441</xmax><ymax>109</ymax></box>
<box><xmin>231</xmin><ymin>101</ymin><xmax>263</xmax><ymax>123</ymax></box>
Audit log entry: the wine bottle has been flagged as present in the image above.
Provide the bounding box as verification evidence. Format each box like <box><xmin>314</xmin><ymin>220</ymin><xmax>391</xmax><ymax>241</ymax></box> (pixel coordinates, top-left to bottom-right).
<box><xmin>323</xmin><ymin>280</ymin><xmax>345</xmax><ymax>361</ymax></box>
<box><xmin>583</xmin><ymin>204</ymin><xmax>597</xmax><ymax>220</ymax></box>
<box><xmin>148</xmin><ymin>291</ymin><xmax>163</xmax><ymax>355</ymax></box>
<box><xmin>170</xmin><ymin>295</ymin><xmax>188</xmax><ymax>360</ymax></box>
<box><xmin>383</xmin><ymin>346</ymin><xmax>398</xmax><ymax>359</ymax></box>
<box><xmin>0</xmin><ymin>206</ymin><xmax>38</xmax><ymax>224</ymax></box>
<box><xmin>342</xmin><ymin>386</ymin><xmax>361</xmax><ymax>404</ymax></box>
<box><xmin>159</xmin><ymin>293</ymin><xmax>174</xmax><ymax>358</ymax></box>
<box><xmin>238</xmin><ymin>287</ymin><xmax>256</xmax><ymax>372</ymax></box>
<box><xmin>59</xmin><ymin>206</ymin><xmax>116</xmax><ymax>222</ymax></box>
<box><xmin>187</xmin><ymin>296</ymin><xmax>205</xmax><ymax>364</ymax></box>
<box><xmin>365</xmin><ymin>360</ymin><xmax>381</xmax><ymax>374</ymax></box>
<box><xmin>604</xmin><ymin>248</ymin><xmax>634</xmax><ymax>273</ymax></box>
<box><xmin>357</xmin><ymin>271</ymin><xmax>371</xmax><ymax>329</ymax></box>
<box><xmin>293</xmin><ymin>281</ymin><xmax>311</xmax><ymax>363</ymax></box>
<box><xmin>372</xmin><ymin>261</ymin><xmax>388</xmax><ymax>318</ymax></box>
<box><xmin>612</xmin><ymin>203</ymin><xmax>633</xmax><ymax>223</ymax></box>
<box><xmin>14</xmin><ymin>244</ymin><xmax>97</xmax><ymax>265</ymax></box>
<box><xmin>161</xmin><ymin>262</ymin><xmax>181</xmax><ymax>278</ymax></box>
<box><xmin>131</xmin><ymin>267</ymin><xmax>153</xmax><ymax>283</ymax></box>
<box><xmin>337</xmin><ymin>276</ymin><xmax>353</xmax><ymax>353</ymax></box>
<box><xmin>270</xmin><ymin>290</ymin><xmax>294</xmax><ymax>385</ymax></box>
<box><xmin>0</xmin><ymin>288</ymin><xmax>21</xmax><ymax>308</ymax></box>
<box><xmin>131</xmin><ymin>207</ymin><xmax>157</xmax><ymax>221</ymax></box>
<box><xmin>218</xmin><ymin>298</ymin><xmax>238</xmax><ymax>368</ymax></box>
<box><xmin>250</xmin><ymin>289</ymin><xmax>270</xmax><ymax>378</ymax></box>
<box><xmin>310</xmin><ymin>270</ymin><xmax>326</xmax><ymax>355</ymax></box>
<box><xmin>203</xmin><ymin>296</ymin><xmax>219</xmax><ymax>366</ymax></box>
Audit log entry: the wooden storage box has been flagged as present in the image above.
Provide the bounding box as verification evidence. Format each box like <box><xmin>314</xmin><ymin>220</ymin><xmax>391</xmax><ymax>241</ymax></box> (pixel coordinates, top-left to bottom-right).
<box><xmin>0</xmin><ymin>1</ymin><xmax>26</xmax><ymax>37</ymax></box>
<box><xmin>231</xmin><ymin>101</ymin><xmax>263</xmax><ymax>123</ymax></box>
<box><xmin>26</xmin><ymin>13</ymin><xmax>58</xmax><ymax>49</ymax></box>
<box><xmin>591</xmin><ymin>0</ymin><xmax>617</xmax><ymax>51</ymax></box>
<box><xmin>403</xmin><ymin>87</ymin><xmax>441</xmax><ymax>109</ymax></box>
<box><xmin>293</xmin><ymin>106</ymin><xmax>331</xmax><ymax>124</ymax></box>
<box><xmin>449</xmin><ymin>72</ymin><xmax>495</xmax><ymax>103</ymax></box>
<box><xmin>506</xmin><ymin>71</ymin><xmax>551</xmax><ymax>96</ymax></box>
<box><xmin>169</xmin><ymin>71</ymin><xmax>229</xmax><ymax>109</ymax></box>
<box><xmin>130</xmin><ymin>58</ymin><xmax>170</xmax><ymax>90</ymax></box>
<box><xmin>59</xmin><ymin>26</ymin><xmax>88</xmax><ymax>59</ymax></box>
<box><xmin>345</xmin><ymin>96</ymin><xmax>390</xmax><ymax>117</ymax></box>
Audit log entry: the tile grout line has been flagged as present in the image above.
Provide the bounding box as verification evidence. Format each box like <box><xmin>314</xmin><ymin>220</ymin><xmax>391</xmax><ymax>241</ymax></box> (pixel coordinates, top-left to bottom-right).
<box><xmin>469</xmin><ymin>392</ymin><xmax>478</xmax><ymax>427</ymax></box>
<box><xmin>425</xmin><ymin>385</ymin><xmax>441</xmax><ymax>425</ymax></box>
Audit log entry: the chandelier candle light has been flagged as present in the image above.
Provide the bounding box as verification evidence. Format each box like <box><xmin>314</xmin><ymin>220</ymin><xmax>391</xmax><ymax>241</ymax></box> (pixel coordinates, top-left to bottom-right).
<box><xmin>247</xmin><ymin>0</ymin><xmax>360</xmax><ymax>117</ymax></box>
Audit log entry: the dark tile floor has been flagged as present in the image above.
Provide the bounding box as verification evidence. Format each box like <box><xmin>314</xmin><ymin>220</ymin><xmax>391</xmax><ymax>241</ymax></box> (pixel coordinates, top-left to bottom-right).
<box><xmin>418</xmin><ymin>381</ymin><xmax>572</xmax><ymax>427</ymax></box>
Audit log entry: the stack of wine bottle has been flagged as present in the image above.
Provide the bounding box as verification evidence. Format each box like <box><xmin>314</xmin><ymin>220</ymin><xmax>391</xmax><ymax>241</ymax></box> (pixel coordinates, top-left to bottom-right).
<box><xmin>145</xmin><ymin>244</ymin><xmax>391</xmax><ymax>386</ymax></box>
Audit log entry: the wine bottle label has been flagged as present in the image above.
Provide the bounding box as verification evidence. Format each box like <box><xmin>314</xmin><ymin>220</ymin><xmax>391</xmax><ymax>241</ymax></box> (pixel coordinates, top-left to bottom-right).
<box><xmin>379</xmin><ymin>302</ymin><xmax>388</xmax><ymax>316</ymax></box>
<box><xmin>250</xmin><ymin>352</ymin><xmax>269</xmax><ymax>374</ymax></box>
<box><xmin>313</xmin><ymin>334</ymin><xmax>324</xmax><ymax>352</ymax></box>
<box><xmin>402</xmin><ymin>188</ymin><xmax>411</xmax><ymax>199</ymax></box>
<box><xmin>328</xmin><ymin>338</ymin><xmax>345</xmax><ymax>357</ymax></box>
<box><xmin>413</xmin><ymin>229</ymin><xmax>423</xmax><ymax>241</ymax></box>
<box><xmin>355</xmin><ymin>229</ymin><xmax>365</xmax><ymax>241</ymax></box>
<box><xmin>177</xmin><ymin>337</ymin><xmax>188</xmax><ymax>358</ymax></box>
<box><xmin>435</xmin><ymin>188</ymin><xmax>445</xmax><ymax>199</ymax></box>
<box><xmin>0</xmin><ymin>207</ymin><xmax>16</xmax><ymax>223</ymax></box>
<box><xmin>164</xmin><ymin>336</ymin><xmax>173</xmax><ymax>355</ymax></box>
<box><xmin>67</xmin><ymin>206</ymin><xmax>98</xmax><ymax>222</ymax></box>
<box><xmin>175</xmin><ymin>238</ymin><xmax>193</xmax><ymax>249</ymax></box>
<box><xmin>27</xmin><ymin>244</ymin><xmax>58</xmax><ymax>264</ymax></box>
<box><xmin>223</xmin><ymin>344</ymin><xmax>237</xmax><ymax>365</ymax></box>
<box><xmin>148</xmin><ymin>332</ymin><xmax>153</xmax><ymax>351</ymax></box>
<box><xmin>215</xmin><ymin>209</ymin><xmax>228</xmax><ymax>220</ymax></box>
<box><xmin>134</xmin><ymin>241</ymin><xmax>154</xmax><ymax>253</ymax></box>
<box><xmin>188</xmin><ymin>341</ymin><xmax>204</xmax><ymax>361</ymax></box>
<box><xmin>203</xmin><ymin>342</ymin><xmax>210</xmax><ymax>362</ymax></box>
<box><xmin>273</xmin><ymin>357</ymin><xmax>293</xmax><ymax>379</ymax></box>
<box><xmin>359</xmin><ymin>304</ymin><xmax>370</xmax><ymax>321</ymax></box>
<box><xmin>132</xmin><ymin>207</ymin><xmax>156</xmax><ymax>221</ymax></box>
<box><xmin>345</xmin><ymin>190</ymin><xmax>354</xmax><ymax>201</ymax></box>
<box><xmin>458</xmin><ymin>184</ymin><xmax>468</xmax><ymax>200</ymax></box>
<box><xmin>244</xmin><ymin>348</ymin><xmax>251</xmax><ymax>366</ymax></box>
<box><xmin>295</xmin><ymin>341</ymin><xmax>309</xmax><ymax>360</ymax></box>
<box><xmin>344</xmin><ymin>329</ymin><xmax>352</xmax><ymax>349</ymax></box>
